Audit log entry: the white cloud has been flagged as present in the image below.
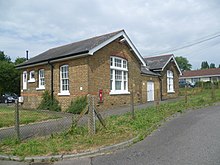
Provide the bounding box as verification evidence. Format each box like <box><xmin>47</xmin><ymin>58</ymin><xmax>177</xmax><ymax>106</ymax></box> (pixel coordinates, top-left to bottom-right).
<box><xmin>0</xmin><ymin>0</ymin><xmax>220</xmax><ymax>68</ymax></box>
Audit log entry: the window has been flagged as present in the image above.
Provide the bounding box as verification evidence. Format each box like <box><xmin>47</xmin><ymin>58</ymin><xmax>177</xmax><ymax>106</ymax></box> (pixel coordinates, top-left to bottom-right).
<box><xmin>110</xmin><ymin>56</ymin><xmax>129</xmax><ymax>94</ymax></box>
<box><xmin>167</xmin><ymin>70</ymin><xmax>174</xmax><ymax>93</ymax></box>
<box><xmin>28</xmin><ymin>70</ymin><xmax>35</xmax><ymax>82</ymax></box>
<box><xmin>115</xmin><ymin>70</ymin><xmax>122</xmax><ymax>90</ymax></box>
<box><xmin>23</xmin><ymin>71</ymin><xmax>27</xmax><ymax>90</ymax></box>
<box><xmin>37</xmin><ymin>69</ymin><xmax>45</xmax><ymax>90</ymax></box>
<box><xmin>58</xmin><ymin>65</ymin><xmax>70</xmax><ymax>95</ymax></box>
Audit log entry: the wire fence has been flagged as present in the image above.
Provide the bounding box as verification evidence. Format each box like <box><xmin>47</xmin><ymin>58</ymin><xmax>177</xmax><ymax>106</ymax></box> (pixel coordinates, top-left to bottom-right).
<box><xmin>1</xmin><ymin>84</ymin><xmax>217</xmax><ymax>142</ymax></box>
<box><xmin>0</xmin><ymin>95</ymin><xmax>106</xmax><ymax>142</ymax></box>
<box><xmin>0</xmin><ymin>105</ymin><xmax>75</xmax><ymax>141</ymax></box>
<box><xmin>0</xmin><ymin>90</ymin><xmax>170</xmax><ymax>142</ymax></box>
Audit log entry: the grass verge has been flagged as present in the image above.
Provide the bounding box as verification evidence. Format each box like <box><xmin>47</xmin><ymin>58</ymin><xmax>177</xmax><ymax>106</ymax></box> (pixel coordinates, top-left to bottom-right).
<box><xmin>0</xmin><ymin>106</ymin><xmax>61</xmax><ymax>128</ymax></box>
<box><xmin>0</xmin><ymin>88</ymin><xmax>220</xmax><ymax>157</ymax></box>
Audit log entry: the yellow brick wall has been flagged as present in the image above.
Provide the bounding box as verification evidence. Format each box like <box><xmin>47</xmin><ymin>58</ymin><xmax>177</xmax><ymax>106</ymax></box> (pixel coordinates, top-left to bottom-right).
<box><xmin>21</xmin><ymin>64</ymin><xmax>51</xmax><ymax>109</ymax></box>
<box><xmin>160</xmin><ymin>61</ymin><xmax>180</xmax><ymax>100</ymax></box>
<box><xmin>20</xmin><ymin>39</ymin><xmax>162</xmax><ymax>111</ymax></box>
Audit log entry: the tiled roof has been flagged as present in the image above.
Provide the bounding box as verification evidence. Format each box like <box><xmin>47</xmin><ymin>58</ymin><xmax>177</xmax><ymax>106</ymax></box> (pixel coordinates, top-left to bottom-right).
<box><xmin>181</xmin><ymin>68</ymin><xmax>220</xmax><ymax>78</ymax></box>
<box><xmin>16</xmin><ymin>30</ymin><xmax>124</xmax><ymax>68</ymax></box>
<box><xmin>141</xmin><ymin>66</ymin><xmax>161</xmax><ymax>76</ymax></box>
<box><xmin>144</xmin><ymin>54</ymin><xmax>173</xmax><ymax>70</ymax></box>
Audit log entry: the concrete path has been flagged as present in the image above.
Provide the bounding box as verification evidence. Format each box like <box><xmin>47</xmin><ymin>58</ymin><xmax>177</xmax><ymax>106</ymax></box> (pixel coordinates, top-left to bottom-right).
<box><xmin>0</xmin><ymin>98</ymin><xmax>179</xmax><ymax>140</ymax></box>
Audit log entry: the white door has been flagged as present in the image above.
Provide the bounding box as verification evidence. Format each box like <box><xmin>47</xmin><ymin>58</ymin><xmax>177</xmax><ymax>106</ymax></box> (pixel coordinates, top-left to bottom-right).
<box><xmin>147</xmin><ymin>81</ymin><xmax>154</xmax><ymax>101</ymax></box>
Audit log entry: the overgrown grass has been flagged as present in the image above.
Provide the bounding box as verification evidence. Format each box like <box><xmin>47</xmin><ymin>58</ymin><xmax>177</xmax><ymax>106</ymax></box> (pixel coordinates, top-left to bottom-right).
<box><xmin>179</xmin><ymin>87</ymin><xmax>203</xmax><ymax>96</ymax></box>
<box><xmin>1</xmin><ymin>89</ymin><xmax>220</xmax><ymax>157</ymax></box>
<box><xmin>0</xmin><ymin>106</ymin><xmax>61</xmax><ymax>128</ymax></box>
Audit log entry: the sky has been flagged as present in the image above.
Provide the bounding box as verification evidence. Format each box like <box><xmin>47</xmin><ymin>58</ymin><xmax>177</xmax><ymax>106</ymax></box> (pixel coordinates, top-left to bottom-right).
<box><xmin>1</xmin><ymin>0</ymin><xmax>220</xmax><ymax>69</ymax></box>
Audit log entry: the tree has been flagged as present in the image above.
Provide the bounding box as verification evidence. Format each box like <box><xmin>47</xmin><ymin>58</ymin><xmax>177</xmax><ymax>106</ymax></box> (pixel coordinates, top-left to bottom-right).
<box><xmin>0</xmin><ymin>51</ymin><xmax>11</xmax><ymax>62</ymax></box>
<box><xmin>0</xmin><ymin>61</ymin><xmax>20</xmax><ymax>94</ymax></box>
<box><xmin>218</xmin><ymin>64</ymin><xmax>220</xmax><ymax>68</ymax></box>
<box><xmin>201</xmin><ymin>61</ymin><xmax>209</xmax><ymax>69</ymax></box>
<box><xmin>175</xmin><ymin>56</ymin><xmax>192</xmax><ymax>71</ymax></box>
<box><xmin>14</xmin><ymin>57</ymin><xmax>26</xmax><ymax>65</ymax></box>
<box><xmin>0</xmin><ymin>52</ymin><xmax>24</xmax><ymax>95</ymax></box>
<box><xmin>210</xmin><ymin>63</ymin><xmax>216</xmax><ymax>68</ymax></box>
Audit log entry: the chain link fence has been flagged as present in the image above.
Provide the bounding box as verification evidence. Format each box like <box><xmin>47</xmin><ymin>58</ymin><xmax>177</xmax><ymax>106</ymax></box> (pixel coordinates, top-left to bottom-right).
<box><xmin>0</xmin><ymin>94</ymin><xmax>106</xmax><ymax>142</ymax></box>
<box><xmin>0</xmin><ymin>103</ymin><xmax>75</xmax><ymax>141</ymax></box>
<box><xmin>0</xmin><ymin>89</ymin><xmax>165</xmax><ymax>142</ymax></box>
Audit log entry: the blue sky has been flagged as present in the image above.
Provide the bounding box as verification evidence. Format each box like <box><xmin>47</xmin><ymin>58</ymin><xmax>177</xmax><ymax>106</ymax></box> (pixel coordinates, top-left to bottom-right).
<box><xmin>1</xmin><ymin>0</ymin><xmax>220</xmax><ymax>69</ymax></box>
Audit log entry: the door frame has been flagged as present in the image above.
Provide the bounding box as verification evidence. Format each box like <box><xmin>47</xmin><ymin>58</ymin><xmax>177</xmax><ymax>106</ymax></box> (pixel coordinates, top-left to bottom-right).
<box><xmin>147</xmin><ymin>81</ymin><xmax>154</xmax><ymax>101</ymax></box>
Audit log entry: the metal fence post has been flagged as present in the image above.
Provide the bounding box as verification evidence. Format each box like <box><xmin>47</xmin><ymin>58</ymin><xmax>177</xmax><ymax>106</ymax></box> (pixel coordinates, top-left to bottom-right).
<box><xmin>15</xmin><ymin>99</ymin><xmax>20</xmax><ymax>141</ymax></box>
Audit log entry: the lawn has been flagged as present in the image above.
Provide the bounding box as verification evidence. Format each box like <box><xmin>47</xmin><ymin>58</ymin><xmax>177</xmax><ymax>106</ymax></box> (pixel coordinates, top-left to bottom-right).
<box><xmin>0</xmin><ymin>105</ymin><xmax>61</xmax><ymax>128</ymax></box>
<box><xmin>1</xmin><ymin>88</ymin><xmax>220</xmax><ymax>157</ymax></box>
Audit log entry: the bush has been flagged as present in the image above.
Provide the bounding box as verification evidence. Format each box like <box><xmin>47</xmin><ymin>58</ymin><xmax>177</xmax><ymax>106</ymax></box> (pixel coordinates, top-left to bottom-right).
<box><xmin>67</xmin><ymin>96</ymin><xmax>87</xmax><ymax>114</ymax></box>
<box><xmin>38</xmin><ymin>91</ymin><xmax>61</xmax><ymax>111</ymax></box>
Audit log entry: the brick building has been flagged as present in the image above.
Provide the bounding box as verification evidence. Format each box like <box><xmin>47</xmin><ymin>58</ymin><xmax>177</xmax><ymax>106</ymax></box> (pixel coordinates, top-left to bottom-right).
<box><xmin>180</xmin><ymin>68</ymin><xmax>220</xmax><ymax>84</ymax></box>
<box><xmin>16</xmin><ymin>30</ymin><xmax>180</xmax><ymax>110</ymax></box>
<box><xmin>144</xmin><ymin>54</ymin><xmax>181</xmax><ymax>100</ymax></box>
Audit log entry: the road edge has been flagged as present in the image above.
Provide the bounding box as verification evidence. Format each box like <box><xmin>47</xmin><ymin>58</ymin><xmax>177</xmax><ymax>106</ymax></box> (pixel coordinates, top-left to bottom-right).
<box><xmin>0</xmin><ymin>136</ymin><xmax>138</xmax><ymax>163</ymax></box>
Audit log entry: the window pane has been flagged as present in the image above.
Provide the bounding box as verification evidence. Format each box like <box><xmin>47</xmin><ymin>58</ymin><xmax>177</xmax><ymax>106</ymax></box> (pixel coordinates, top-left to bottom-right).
<box><xmin>30</xmin><ymin>71</ymin><xmax>35</xmax><ymax>79</ymax></box>
<box><xmin>123</xmin><ymin>71</ymin><xmax>127</xmax><ymax>80</ymax></box>
<box><xmin>115</xmin><ymin>70</ymin><xmax>122</xmax><ymax>80</ymax></box>
<box><xmin>123</xmin><ymin>60</ymin><xmax>127</xmax><ymax>68</ymax></box>
<box><xmin>41</xmin><ymin>79</ymin><xmax>45</xmax><ymax>86</ymax></box>
<box><xmin>110</xmin><ymin>57</ymin><xmax>113</xmax><ymax>66</ymax></box>
<box><xmin>110</xmin><ymin>69</ymin><xmax>113</xmax><ymax>80</ymax></box>
<box><xmin>24</xmin><ymin>73</ymin><xmax>27</xmax><ymax>81</ymax></box>
<box><xmin>123</xmin><ymin>71</ymin><xmax>127</xmax><ymax>90</ymax></box>
<box><xmin>115</xmin><ymin>58</ymin><xmax>122</xmax><ymax>67</ymax></box>
<box><xmin>61</xmin><ymin>65</ymin><xmax>69</xmax><ymax>92</ymax></box>
<box><xmin>39</xmin><ymin>69</ymin><xmax>45</xmax><ymax>86</ymax></box>
<box><xmin>124</xmin><ymin>81</ymin><xmax>127</xmax><ymax>90</ymax></box>
<box><xmin>115</xmin><ymin>81</ymin><xmax>121</xmax><ymax>90</ymax></box>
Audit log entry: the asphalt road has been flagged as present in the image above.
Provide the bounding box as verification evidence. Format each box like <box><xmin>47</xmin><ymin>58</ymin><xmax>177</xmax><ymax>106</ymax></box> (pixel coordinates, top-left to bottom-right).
<box><xmin>1</xmin><ymin>104</ymin><xmax>220</xmax><ymax>165</ymax></box>
<box><xmin>90</xmin><ymin>104</ymin><xmax>220</xmax><ymax>165</ymax></box>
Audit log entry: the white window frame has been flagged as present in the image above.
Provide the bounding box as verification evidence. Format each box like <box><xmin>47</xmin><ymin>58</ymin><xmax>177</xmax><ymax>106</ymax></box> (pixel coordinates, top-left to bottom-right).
<box><xmin>167</xmin><ymin>70</ymin><xmax>174</xmax><ymax>93</ymax></box>
<box><xmin>28</xmin><ymin>70</ymin><xmax>35</xmax><ymax>83</ymax></box>
<box><xmin>58</xmin><ymin>65</ymin><xmax>70</xmax><ymax>95</ymax></box>
<box><xmin>110</xmin><ymin>56</ymin><xmax>129</xmax><ymax>95</ymax></box>
<box><xmin>36</xmin><ymin>69</ymin><xmax>45</xmax><ymax>90</ymax></box>
<box><xmin>22</xmin><ymin>71</ymin><xmax>27</xmax><ymax>90</ymax></box>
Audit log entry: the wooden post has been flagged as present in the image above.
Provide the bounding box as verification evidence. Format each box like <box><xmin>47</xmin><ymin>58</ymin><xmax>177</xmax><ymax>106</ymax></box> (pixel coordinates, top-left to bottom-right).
<box><xmin>155</xmin><ymin>89</ymin><xmax>160</xmax><ymax>107</ymax></box>
<box><xmin>88</xmin><ymin>95</ymin><xmax>95</xmax><ymax>135</ymax></box>
<box><xmin>130</xmin><ymin>90</ymin><xmax>135</xmax><ymax>119</ymax></box>
<box><xmin>15</xmin><ymin>100</ymin><xmax>20</xmax><ymax>141</ymax></box>
<box><xmin>201</xmin><ymin>82</ymin><xmax>204</xmax><ymax>92</ymax></box>
<box><xmin>211</xmin><ymin>82</ymin><xmax>215</xmax><ymax>101</ymax></box>
<box><xmin>185</xmin><ymin>85</ymin><xmax>188</xmax><ymax>104</ymax></box>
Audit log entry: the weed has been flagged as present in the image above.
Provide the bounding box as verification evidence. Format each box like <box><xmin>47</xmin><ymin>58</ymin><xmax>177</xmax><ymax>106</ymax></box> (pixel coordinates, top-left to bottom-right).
<box><xmin>66</xmin><ymin>96</ymin><xmax>87</xmax><ymax>114</ymax></box>
<box><xmin>38</xmin><ymin>91</ymin><xmax>61</xmax><ymax>111</ymax></box>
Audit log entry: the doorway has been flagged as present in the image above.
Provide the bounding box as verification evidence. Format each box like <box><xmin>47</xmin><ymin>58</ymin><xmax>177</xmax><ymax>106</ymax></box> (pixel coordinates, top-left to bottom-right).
<box><xmin>147</xmin><ymin>81</ymin><xmax>154</xmax><ymax>101</ymax></box>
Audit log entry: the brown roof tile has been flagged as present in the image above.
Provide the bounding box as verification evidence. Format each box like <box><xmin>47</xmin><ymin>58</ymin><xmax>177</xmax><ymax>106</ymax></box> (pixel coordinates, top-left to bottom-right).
<box><xmin>181</xmin><ymin>68</ymin><xmax>220</xmax><ymax>78</ymax></box>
